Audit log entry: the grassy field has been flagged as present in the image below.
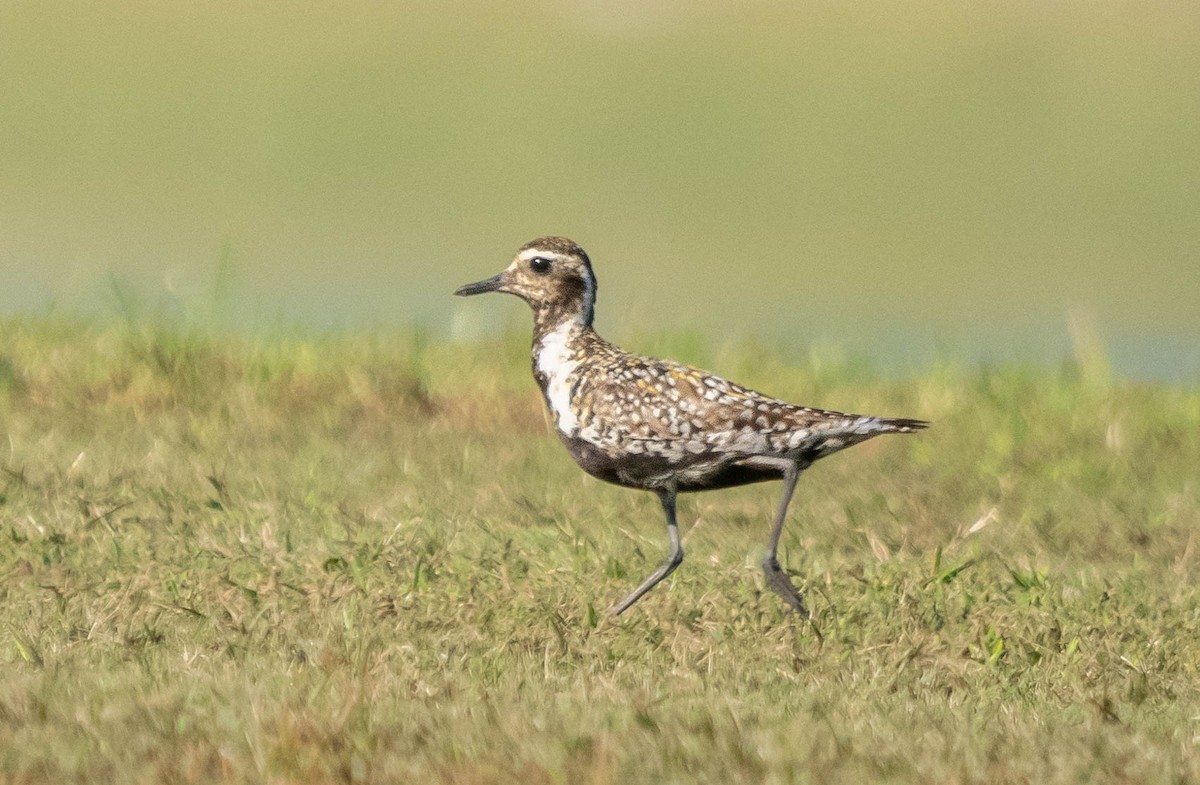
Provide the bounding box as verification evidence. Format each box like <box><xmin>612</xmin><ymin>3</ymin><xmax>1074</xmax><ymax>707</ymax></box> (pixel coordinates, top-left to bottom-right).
<box><xmin>1</xmin><ymin>318</ymin><xmax>1198</xmax><ymax>783</ymax></box>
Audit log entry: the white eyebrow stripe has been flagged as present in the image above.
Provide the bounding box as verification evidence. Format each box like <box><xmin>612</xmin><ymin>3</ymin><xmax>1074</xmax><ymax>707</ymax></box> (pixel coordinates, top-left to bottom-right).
<box><xmin>518</xmin><ymin>248</ymin><xmax>564</xmax><ymax>261</ymax></box>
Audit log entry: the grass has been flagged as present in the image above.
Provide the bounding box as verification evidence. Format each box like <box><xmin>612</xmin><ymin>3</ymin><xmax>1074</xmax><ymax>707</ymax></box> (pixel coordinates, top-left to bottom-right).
<box><xmin>1</xmin><ymin>317</ymin><xmax>1199</xmax><ymax>783</ymax></box>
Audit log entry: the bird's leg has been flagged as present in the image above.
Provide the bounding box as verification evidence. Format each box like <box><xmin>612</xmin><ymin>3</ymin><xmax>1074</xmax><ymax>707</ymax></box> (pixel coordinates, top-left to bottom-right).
<box><xmin>609</xmin><ymin>487</ymin><xmax>682</xmax><ymax>616</ymax></box>
<box><xmin>762</xmin><ymin>462</ymin><xmax>810</xmax><ymax>617</ymax></box>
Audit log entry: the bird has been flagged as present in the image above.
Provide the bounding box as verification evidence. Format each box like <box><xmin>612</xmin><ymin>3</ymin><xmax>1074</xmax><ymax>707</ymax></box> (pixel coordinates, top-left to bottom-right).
<box><xmin>454</xmin><ymin>237</ymin><xmax>927</xmax><ymax>617</ymax></box>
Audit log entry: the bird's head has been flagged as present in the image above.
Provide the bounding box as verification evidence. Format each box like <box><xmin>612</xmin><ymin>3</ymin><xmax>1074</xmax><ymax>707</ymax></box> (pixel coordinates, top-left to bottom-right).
<box><xmin>454</xmin><ymin>236</ymin><xmax>597</xmax><ymax>328</ymax></box>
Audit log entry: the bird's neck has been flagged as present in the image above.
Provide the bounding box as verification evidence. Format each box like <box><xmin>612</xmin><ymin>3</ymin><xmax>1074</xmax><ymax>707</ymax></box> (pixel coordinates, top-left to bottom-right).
<box><xmin>532</xmin><ymin>304</ymin><xmax>593</xmax><ymax>342</ymax></box>
<box><xmin>532</xmin><ymin>313</ymin><xmax>589</xmax><ymax>358</ymax></box>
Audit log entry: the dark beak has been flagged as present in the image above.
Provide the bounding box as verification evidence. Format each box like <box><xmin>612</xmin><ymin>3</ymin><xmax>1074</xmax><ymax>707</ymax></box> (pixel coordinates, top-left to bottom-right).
<box><xmin>454</xmin><ymin>273</ymin><xmax>504</xmax><ymax>297</ymax></box>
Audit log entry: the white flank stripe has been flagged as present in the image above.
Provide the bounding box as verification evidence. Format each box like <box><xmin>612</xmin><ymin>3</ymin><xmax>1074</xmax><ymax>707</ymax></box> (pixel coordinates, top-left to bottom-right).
<box><xmin>536</xmin><ymin>322</ymin><xmax>580</xmax><ymax>435</ymax></box>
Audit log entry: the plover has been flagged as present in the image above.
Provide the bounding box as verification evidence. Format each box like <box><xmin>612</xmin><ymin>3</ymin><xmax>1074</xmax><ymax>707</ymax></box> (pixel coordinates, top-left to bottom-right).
<box><xmin>455</xmin><ymin>237</ymin><xmax>927</xmax><ymax>617</ymax></box>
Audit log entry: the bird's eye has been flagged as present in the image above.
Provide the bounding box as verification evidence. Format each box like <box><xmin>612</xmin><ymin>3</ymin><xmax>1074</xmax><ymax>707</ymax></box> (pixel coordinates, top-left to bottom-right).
<box><xmin>529</xmin><ymin>257</ymin><xmax>552</xmax><ymax>274</ymax></box>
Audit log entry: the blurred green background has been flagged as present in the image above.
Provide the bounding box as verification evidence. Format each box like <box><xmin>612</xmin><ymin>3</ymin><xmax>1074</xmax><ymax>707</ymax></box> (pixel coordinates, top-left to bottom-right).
<box><xmin>2</xmin><ymin>0</ymin><xmax>1197</xmax><ymax>378</ymax></box>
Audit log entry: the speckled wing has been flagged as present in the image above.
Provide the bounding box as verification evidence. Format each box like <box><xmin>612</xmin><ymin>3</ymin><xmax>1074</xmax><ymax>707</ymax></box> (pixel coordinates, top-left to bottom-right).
<box><xmin>572</xmin><ymin>353</ymin><xmax>879</xmax><ymax>460</ymax></box>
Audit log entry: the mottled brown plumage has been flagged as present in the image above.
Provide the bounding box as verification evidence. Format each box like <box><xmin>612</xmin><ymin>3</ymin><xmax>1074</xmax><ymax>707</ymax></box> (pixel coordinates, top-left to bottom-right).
<box><xmin>455</xmin><ymin>237</ymin><xmax>927</xmax><ymax>618</ymax></box>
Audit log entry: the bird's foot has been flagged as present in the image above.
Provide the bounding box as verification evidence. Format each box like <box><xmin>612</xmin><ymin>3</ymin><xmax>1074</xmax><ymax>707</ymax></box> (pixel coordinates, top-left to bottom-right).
<box><xmin>762</xmin><ymin>557</ymin><xmax>810</xmax><ymax>618</ymax></box>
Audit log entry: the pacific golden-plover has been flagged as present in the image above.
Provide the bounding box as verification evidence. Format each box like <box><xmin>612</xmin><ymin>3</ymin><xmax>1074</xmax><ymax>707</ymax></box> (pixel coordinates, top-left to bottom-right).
<box><xmin>455</xmin><ymin>237</ymin><xmax>927</xmax><ymax>617</ymax></box>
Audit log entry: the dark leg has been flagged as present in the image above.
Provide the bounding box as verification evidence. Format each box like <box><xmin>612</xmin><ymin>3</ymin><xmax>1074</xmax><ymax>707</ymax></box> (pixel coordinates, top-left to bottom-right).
<box><xmin>762</xmin><ymin>462</ymin><xmax>810</xmax><ymax>617</ymax></box>
<box><xmin>609</xmin><ymin>487</ymin><xmax>683</xmax><ymax>616</ymax></box>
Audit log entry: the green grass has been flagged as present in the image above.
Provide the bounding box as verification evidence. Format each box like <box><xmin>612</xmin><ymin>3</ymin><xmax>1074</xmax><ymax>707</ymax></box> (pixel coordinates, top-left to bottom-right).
<box><xmin>1</xmin><ymin>318</ymin><xmax>1199</xmax><ymax>783</ymax></box>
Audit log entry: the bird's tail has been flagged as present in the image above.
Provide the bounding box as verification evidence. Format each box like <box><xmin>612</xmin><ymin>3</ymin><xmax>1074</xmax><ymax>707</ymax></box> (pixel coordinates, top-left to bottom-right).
<box><xmin>874</xmin><ymin>417</ymin><xmax>930</xmax><ymax>434</ymax></box>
